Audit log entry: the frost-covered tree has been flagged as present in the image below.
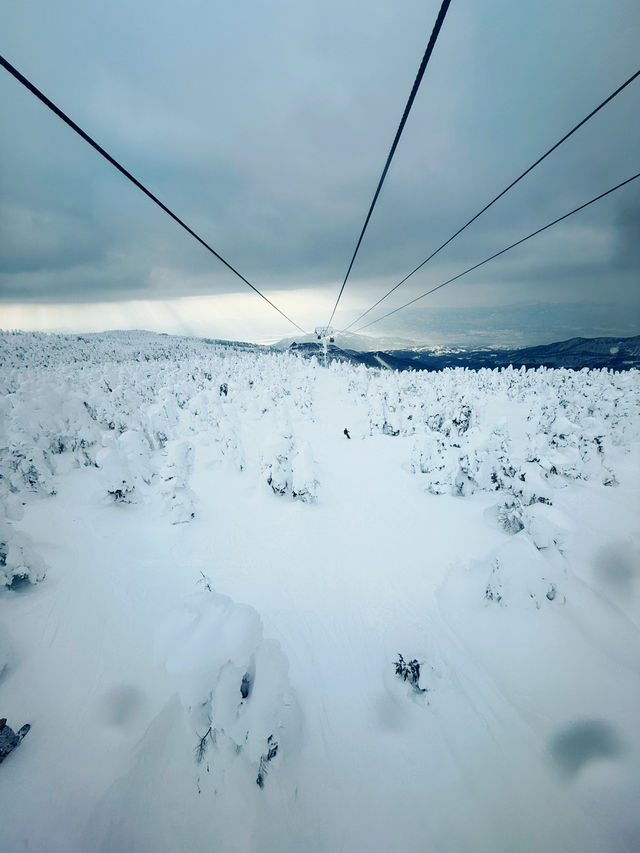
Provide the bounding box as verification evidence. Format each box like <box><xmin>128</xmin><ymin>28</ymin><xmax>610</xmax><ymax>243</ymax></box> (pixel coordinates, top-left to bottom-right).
<box><xmin>0</xmin><ymin>521</ymin><xmax>46</xmax><ymax>589</ymax></box>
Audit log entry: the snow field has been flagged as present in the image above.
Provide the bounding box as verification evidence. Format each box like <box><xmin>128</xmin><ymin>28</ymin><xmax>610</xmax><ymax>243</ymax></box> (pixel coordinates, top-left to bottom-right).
<box><xmin>0</xmin><ymin>329</ymin><xmax>639</xmax><ymax>852</ymax></box>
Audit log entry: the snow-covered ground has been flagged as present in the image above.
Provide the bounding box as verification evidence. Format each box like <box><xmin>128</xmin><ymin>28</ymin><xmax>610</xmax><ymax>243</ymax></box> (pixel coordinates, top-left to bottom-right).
<box><xmin>1</xmin><ymin>329</ymin><xmax>639</xmax><ymax>852</ymax></box>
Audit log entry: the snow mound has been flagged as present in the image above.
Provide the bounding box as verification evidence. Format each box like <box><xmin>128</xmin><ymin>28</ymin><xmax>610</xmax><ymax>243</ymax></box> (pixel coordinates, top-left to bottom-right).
<box><xmin>158</xmin><ymin>585</ymin><xmax>296</xmax><ymax>788</ymax></box>
<box><xmin>0</xmin><ymin>520</ymin><xmax>46</xmax><ymax>589</ymax></box>
<box><xmin>263</xmin><ymin>435</ymin><xmax>319</xmax><ymax>502</ymax></box>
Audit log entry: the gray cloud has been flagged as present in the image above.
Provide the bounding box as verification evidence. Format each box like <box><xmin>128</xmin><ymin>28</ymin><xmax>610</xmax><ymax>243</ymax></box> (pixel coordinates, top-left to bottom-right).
<box><xmin>1</xmin><ymin>0</ymin><xmax>639</xmax><ymax>342</ymax></box>
<box><xmin>378</xmin><ymin>301</ymin><xmax>640</xmax><ymax>348</ymax></box>
<box><xmin>614</xmin><ymin>192</ymin><xmax>640</xmax><ymax>269</ymax></box>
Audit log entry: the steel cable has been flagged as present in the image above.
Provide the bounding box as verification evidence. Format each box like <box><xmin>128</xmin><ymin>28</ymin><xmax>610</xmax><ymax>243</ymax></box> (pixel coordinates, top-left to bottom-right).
<box><xmin>355</xmin><ymin>171</ymin><xmax>640</xmax><ymax>332</ymax></box>
<box><xmin>1</xmin><ymin>54</ymin><xmax>307</xmax><ymax>334</ymax></box>
<box><xmin>325</xmin><ymin>0</ymin><xmax>453</xmax><ymax>329</ymax></box>
<box><xmin>345</xmin><ymin>68</ymin><xmax>640</xmax><ymax>331</ymax></box>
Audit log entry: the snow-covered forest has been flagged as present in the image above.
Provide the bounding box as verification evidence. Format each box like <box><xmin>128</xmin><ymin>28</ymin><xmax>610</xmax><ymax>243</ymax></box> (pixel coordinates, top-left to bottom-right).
<box><xmin>1</xmin><ymin>329</ymin><xmax>639</xmax><ymax>852</ymax></box>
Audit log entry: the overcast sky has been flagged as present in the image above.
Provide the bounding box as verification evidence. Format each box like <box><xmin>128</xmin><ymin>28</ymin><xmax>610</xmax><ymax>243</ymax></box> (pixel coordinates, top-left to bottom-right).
<box><xmin>1</xmin><ymin>0</ymin><xmax>639</xmax><ymax>346</ymax></box>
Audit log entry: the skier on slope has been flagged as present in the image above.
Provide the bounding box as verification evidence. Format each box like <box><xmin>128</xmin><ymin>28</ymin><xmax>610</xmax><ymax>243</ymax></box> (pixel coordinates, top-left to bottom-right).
<box><xmin>344</xmin><ymin>428</ymin><xmax>351</xmax><ymax>439</ymax></box>
<box><xmin>0</xmin><ymin>717</ymin><xmax>31</xmax><ymax>764</ymax></box>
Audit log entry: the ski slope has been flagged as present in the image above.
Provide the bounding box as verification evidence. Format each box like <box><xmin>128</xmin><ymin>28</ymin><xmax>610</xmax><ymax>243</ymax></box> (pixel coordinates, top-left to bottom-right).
<box><xmin>1</xmin><ymin>330</ymin><xmax>639</xmax><ymax>852</ymax></box>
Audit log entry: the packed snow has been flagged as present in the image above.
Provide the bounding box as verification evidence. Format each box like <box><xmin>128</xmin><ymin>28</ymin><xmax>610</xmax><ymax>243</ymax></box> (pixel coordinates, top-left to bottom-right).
<box><xmin>1</xmin><ymin>329</ymin><xmax>639</xmax><ymax>852</ymax></box>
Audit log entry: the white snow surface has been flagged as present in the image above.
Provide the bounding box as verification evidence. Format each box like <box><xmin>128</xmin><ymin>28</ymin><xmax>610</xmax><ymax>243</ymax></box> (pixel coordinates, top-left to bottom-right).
<box><xmin>1</xmin><ymin>329</ymin><xmax>639</xmax><ymax>852</ymax></box>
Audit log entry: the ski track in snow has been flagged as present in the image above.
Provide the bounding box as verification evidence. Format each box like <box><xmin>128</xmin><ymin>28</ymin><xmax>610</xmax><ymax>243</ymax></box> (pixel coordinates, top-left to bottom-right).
<box><xmin>0</xmin><ymin>330</ymin><xmax>639</xmax><ymax>852</ymax></box>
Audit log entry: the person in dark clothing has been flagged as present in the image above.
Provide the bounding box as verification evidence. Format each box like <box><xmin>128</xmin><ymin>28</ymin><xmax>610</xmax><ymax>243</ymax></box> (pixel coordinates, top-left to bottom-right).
<box><xmin>344</xmin><ymin>428</ymin><xmax>351</xmax><ymax>439</ymax></box>
<box><xmin>0</xmin><ymin>717</ymin><xmax>30</xmax><ymax>764</ymax></box>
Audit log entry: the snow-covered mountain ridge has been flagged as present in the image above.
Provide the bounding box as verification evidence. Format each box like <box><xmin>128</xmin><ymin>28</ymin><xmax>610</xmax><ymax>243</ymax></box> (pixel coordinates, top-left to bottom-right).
<box><xmin>284</xmin><ymin>333</ymin><xmax>640</xmax><ymax>371</ymax></box>
<box><xmin>3</xmin><ymin>328</ymin><xmax>638</xmax><ymax>372</ymax></box>
<box><xmin>1</xmin><ymin>329</ymin><xmax>639</xmax><ymax>852</ymax></box>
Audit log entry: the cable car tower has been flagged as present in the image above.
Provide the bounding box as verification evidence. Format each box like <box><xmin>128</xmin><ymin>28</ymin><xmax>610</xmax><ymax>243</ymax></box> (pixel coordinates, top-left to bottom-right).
<box><xmin>314</xmin><ymin>326</ymin><xmax>335</xmax><ymax>343</ymax></box>
<box><xmin>314</xmin><ymin>327</ymin><xmax>335</xmax><ymax>366</ymax></box>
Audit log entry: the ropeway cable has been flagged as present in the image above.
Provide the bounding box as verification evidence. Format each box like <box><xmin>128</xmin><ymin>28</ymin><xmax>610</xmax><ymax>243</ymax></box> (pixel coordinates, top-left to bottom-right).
<box><xmin>345</xmin><ymin>68</ymin><xmax>640</xmax><ymax>331</ymax></box>
<box><xmin>355</xmin><ymin>170</ymin><xmax>640</xmax><ymax>332</ymax></box>
<box><xmin>0</xmin><ymin>54</ymin><xmax>307</xmax><ymax>334</ymax></box>
<box><xmin>325</xmin><ymin>0</ymin><xmax>454</xmax><ymax>330</ymax></box>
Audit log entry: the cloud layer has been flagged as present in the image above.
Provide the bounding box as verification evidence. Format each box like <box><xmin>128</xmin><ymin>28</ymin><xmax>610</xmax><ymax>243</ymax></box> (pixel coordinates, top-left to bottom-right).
<box><xmin>2</xmin><ymin>0</ymin><xmax>639</xmax><ymax>342</ymax></box>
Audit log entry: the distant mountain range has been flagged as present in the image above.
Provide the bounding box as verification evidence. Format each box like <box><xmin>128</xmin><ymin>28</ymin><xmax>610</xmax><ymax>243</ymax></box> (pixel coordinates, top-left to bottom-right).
<box><xmin>284</xmin><ymin>335</ymin><xmax>640</xmax><ymax>371</ymax></box>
